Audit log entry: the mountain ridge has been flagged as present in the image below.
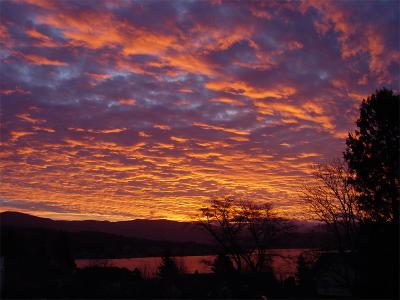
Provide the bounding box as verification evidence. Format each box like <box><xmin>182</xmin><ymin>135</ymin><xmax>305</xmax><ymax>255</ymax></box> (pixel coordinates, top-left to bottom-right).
<box><xmin>0</xmin><ymin>211</ymin><xmax>211</xmax><ymax>243</ymax></box>
<box><xmin>0</xmin><ymin>211</ymin><xmax>324</xmax><ymax>246</ymax></box>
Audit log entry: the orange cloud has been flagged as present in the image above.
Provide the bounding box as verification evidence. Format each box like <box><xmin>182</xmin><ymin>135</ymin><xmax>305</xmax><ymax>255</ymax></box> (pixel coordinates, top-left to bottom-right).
<box><xmin>230</xmin><ymin>136</ymin><xmax>250</xmax><ymax>142</ymax></box>
<box><xmin>177</xmin><ymin>89</ymin><xmax>193</xmax><ymax>93</ymax></box>
<box><xmin>10</xmin><ymin>131</ymin><xmax>35</xmax><ymax>142</ymax></box>
<box><xmin>166</xmin><ymin>53</ymin><xmax>216</xmax><ymax>76</ymax></box>
<box><xmin>68</xmin><ymin>127</ymin><xmax>127</xmax><ymax>134</ymax></box>
<box><xmin>249</xmin><ymin>6</ymin><xmax>272</xmax><ymax>20</ymax></box>
<box><xmin>154</xmin><ymin>124</ymin><xmax>171</xmax><ymax>130</ymax></box>
<box><xmin>193</xmin><ymin>122</ymin><xmax>250</xmax><ymax>136</ymax></box>
<box><xmin>25</xmin><ymin>28</ymin><xmax>58</xmax><ymax>48</ymax></box>
<box><xmin>170</xmin><ymin>136</ymin><xmax>188</xmax><ymax>143</ymax></box>
<box><xmin>138</xmin><ymin>131</ymin><xmax>151</xmax><ymax>138</ymax></box>
<box><xmin>210</xmin><ymin>97</ymin><xmax>246</xmax><ymax>106</ymax></box>
<box><xmin>206</xmin><ymin>80</ymin><xmax>296</xmax><ymax>99</ymax></box>
<box><xmin>17</xmin><ymin>0</ymin><xmax>58</xmax><ymax>10</ymax></box>
<box><xmin>24</xmin><ymin>54</ymin><xmax>67</xmax><ymax>66</ymax></box>
<box><xmin>32</xmin><ymin>126</ymin><xmax>55</xmax><ymax>133</ymax></box>
<box><xmin>118</xmin><ymin>98</ymin><xmax>136</xmax><ymax>106</ymax></box>
<box><xmin>17</xmin><ymin>113</ymin><xmax>46</xmax><ymax>124</ymax></box>
<box><xmin>86</xmin><ymin>72</ymin><xmax>113</xmax><ymax>81</ymax></box>
<box><xmin>255</xmin><ymin>100</ymin><xmax>335</xmax><ymax>131</ymax></box>
<box><xmin>36</xmin><ymin>10</ymin><xmax>180</xmax><ymax>60</ymax></box>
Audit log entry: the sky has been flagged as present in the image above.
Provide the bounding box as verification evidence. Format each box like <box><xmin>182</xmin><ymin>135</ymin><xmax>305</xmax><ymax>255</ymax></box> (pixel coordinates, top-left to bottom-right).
<box><xmin>0</xmin><ymin>0</ymin><xmax>399</xmax><ymax>221</ymax></box>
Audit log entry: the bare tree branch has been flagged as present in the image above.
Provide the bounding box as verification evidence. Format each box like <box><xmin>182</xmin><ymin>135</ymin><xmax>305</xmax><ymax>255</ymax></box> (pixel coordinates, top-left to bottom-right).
<box><xmin>197</xmin><ymin>196</ymin><xmax>290</xmax><ymax>273</ymax></box>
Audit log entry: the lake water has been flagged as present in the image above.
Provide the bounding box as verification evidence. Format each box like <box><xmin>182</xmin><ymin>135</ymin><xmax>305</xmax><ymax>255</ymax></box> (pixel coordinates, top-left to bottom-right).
<box><xmin>76</xmin><ymin>248</ymin><xmax>310</xmax><ymax>280</ymax></box>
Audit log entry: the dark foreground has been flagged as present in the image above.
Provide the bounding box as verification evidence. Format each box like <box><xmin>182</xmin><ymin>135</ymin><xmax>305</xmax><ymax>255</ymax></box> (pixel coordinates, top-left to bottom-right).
<box><xmin>1</xmin><ymin>228</ymin><xmax>399</xmax><ymax>299</ymax></box>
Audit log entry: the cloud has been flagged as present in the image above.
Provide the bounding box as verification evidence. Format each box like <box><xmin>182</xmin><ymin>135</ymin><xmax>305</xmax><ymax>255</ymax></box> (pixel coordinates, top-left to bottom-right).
<box><xmin>0</xmin><ymin>0</ymin><xmax>398</xmax><ymax>221</ymax></box>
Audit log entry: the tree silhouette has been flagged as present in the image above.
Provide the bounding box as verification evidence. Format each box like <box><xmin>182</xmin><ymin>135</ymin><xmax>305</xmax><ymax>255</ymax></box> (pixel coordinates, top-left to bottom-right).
<box><xmin>343</xmin><ymin>88</ymin><xmax>399</xmax><ymax>298</ymax></box>
<box><xmin>301</xmin><ymin>160</ymin><xmax>361</xmax><ymax>294</ymax></box>
<box><xmin>157</xmin><ymin>251</ymin><xmax>180</xmax><ymax>280</ymax></box>
<box><xmin>344</xmin><ymin>88</ymin><xmax>399</xmax><ymax>223</ymax></box>
<box><xmin>198</xmin><ymin>196</ymin><xmax>290</xmax><ymax>273</ymax></box>
<box><xmin>301</xmin><ymin>159</ymin><xmax>361</xmax><ymax>253</ymax></box>
<box><xmin>198</xmin><ymin>197</ymin><xmax>245</xmax><ymax>272</ymax></box>
<box><xmin>212</xmin><ymin>253</ymin><xmax>235</xmax><ymax>277</ymax></box>
<box><xmin>295</xmin><ymin>254</ymin><xmax>315</xmax><ymax>297</ymax></box>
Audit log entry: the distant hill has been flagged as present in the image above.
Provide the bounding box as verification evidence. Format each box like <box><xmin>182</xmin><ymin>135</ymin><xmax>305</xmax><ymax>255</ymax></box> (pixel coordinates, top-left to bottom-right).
<box><xmin>1</xmin><ymin>225</ymin><xmax>218</xmax><ymax>259</ymax></box>
<box><xmin>0</xmin><ymin>211</ymin><xmax>211</xmax><ymax>243</ymax></box>
<box><xmin>0</xmin><ymin>211</ymin><xmax>329</xmax><ymax>251</ymax></box>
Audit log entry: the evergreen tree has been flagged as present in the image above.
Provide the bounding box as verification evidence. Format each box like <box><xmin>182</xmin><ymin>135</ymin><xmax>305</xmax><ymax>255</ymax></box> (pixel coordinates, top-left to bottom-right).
<box><xmin>157</xmin><ymin>251</ymin><xmax>180</xmax><ymax>280</ymax></box>
<box><xmin>295</xmin><ymin>255</ymin><xmax>315</xmax><ymax>297</ymax></box>
<box><xmin>344</xmin><ymin>88</ymin><xmax>399</xmax><ymax>298</ymax></box>
<box><xmin>344</xmin><ymin>88</ymin><xmax>399</xmax><ymax>223</ymax></box>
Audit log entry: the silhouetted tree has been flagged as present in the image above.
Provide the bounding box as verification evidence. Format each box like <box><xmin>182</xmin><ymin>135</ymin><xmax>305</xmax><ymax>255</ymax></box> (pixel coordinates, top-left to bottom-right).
<box><xmin>301</xmin><ymin>159</ymin><xmax>361</xmax><ymax>253</ymax></box>
<box><xmin>199</xmin><ymin>197</ymin><xmax>245</xmax><ymax>272</ymax></box>
<box><xmin>295</xmin><ymin>254</ymin><xmax>315</xmax><ymax>297</ymax></box>
<box><xmin>157</xmin><ymin>251</ymin><xmax>180</xmax><ymax>280</ymax></box>
<box><xmin>301</xmin><ymin>160</ymin><xmax>362</xmax><ymax>295</ymax></box>
<box><xmin>212</xmin><ymin>253</ymin><xmax>235</xmax><ymax>277</ymax></box>
<box><xmin>344</xmin><ymin>88</ymin><xmax>399</xmax><ymax>223</ymax></box>
<box><xmin>344</xmin><ymin>88</ymin><xmax>399</xmax><ymax>298</ymax></box>
<box><xmin>198</xmin><ymin>196</ymin><xmax>290</xmax><ymax>273</ymax></box>
<box><xmin>157</xmin><ymin>251</ymin><xmax>182</xmax><ymax>298</ymax></box>
<box><xmin>303</xmin><ymin>89</ymin><xmax>399</xmax><ymax>298</ymax></box>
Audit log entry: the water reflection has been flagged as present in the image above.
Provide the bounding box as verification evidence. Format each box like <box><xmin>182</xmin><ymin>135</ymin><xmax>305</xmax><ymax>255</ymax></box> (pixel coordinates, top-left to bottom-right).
<box><xmin>76</xmin><ymin>249</ymin><xmax>308</xmax><ymax>279</ymax></box>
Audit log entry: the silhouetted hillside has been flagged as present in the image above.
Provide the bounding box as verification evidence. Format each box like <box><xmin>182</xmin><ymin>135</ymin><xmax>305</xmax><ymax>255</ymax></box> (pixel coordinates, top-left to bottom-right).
<box><xmin>1</xmin><ymin>225</ymin><xmax>217</xmax><ymax>259</ymax></box>
<box><xmin>0</xmin><ymin>211</ymin><xmax>211</xmax><ymax>243</ymax></box>
<box><xmin>0</xmin><ymin>211</ymin><xmax>329</xmax><ymax>251</ymax></box>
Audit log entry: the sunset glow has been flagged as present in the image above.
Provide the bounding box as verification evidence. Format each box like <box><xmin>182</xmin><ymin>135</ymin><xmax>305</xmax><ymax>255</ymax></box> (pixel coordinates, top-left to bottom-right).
<box><xmin>1</xmin><ymin>0</ymin><xmax>399</xmax><ymax>221</ymax></box>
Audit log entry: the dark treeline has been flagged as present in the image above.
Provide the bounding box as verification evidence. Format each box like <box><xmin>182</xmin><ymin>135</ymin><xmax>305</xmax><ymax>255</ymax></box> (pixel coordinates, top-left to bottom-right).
<box><xmin>0</xmin><ymin>225</ymin><xmax>313</xmax><ymax>299</ymax></box>
<box><xmin>1</xmin><ymin>226</ymin><xmax>218</xmax><ymax>259</ymax></box>
<box><xmin>0</xmin><ymin>89</ymin><xmax>399</xmax><ymax>299</ymax></box>
<box><xmin>0</xmin><ymin>224</ymin><xmax>329</xmax><ymax>259</ymax></box>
